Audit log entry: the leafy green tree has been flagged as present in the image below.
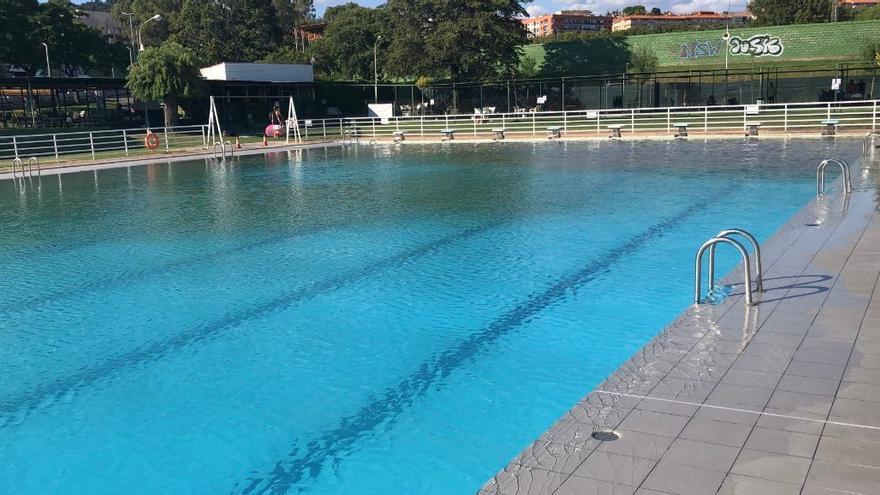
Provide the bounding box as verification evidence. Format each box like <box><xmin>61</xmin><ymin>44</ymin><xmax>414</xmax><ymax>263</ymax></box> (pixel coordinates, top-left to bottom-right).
<box><xmin>273</xmin><ymin>0</ymin><xmax>316</xmax><ymax>40</ymax></box>
<box><xmin>126</xmin><ymin>41</ymin><xmax>205</xmax><ymax>126</ymax></box>
<box><xmin>260</xmin><ymin>45</ymin><xmax>312</xmax><ymax>64</ymax></box>
<box><xmin>111</xmin><ymin>0</ymin><xmax>178</xmax><ymax>47</ymax></box>
<box><xmin>622</xmin><ymin>5</ymin><xmax>648</xmax><ymax>15</ymax></box>
<box><xmin>518</xmin><ymin>54</ymin><xmax>539</xmax><ymax>78</ymax></box>
<box><xmin>750</xmin><ymin>0</ymin><xmax>836</xmax><ymax>25</ymax></box>
<box><xmin>310</xmin><ymin>3</ymin><xmax>382</xmax><ymax>81</ymax></box>
<box><xmin>629</xmin><ymin>45</ymin><xmax>658</xmax><ymax>73</ymax></box>
<box><xmin>650</xmin><ymin>7</ymin><xmax>662</xmax><ymax>15</ymax></box>
<box><xmin>0</xmin><ymin>0</ymin><xmax>40</xmax><ymax>72</ymax></box>
<box><xmin>857</xmin><ymin>4</ymin><xmax>880</xmax><ymax>20</ymax></box>
<box><xmin>171</xmin><ymin>0</ymin><xmax>280</xmax><ymax>65</ymax></box>
<box><xmin>795</xmin><ymin>0</ymin><xmax>834</xmax><ymax>23</ymax></box>
<box><xmin>384</xmin><ymin>0</ymin><xmax>528</xmax><ymax>82</ymax></box>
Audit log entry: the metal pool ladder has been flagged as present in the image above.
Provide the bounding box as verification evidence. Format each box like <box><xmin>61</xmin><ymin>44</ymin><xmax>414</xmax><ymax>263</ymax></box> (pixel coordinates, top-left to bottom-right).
<box><xmin>816</xmin><ymin>158</ymin><xmax>852</xmax><ymax>195</ymax></box>
<box><xmin>11</xmin><ymin>157</ymin><xmax>41</xmax><ymax>179</ymax></box>
<box><xmin>863</xmin><ymin>132</ymin><xmax>880</xmax><ymax>156</ymax></box>
<box><xmin>11</xmin><ymin>158</ymin><xmax>23</xmax><ymax>179</ymax></box>
<box><xmin>694</xmin><ymin>228</ymin><xmax>764</xmax><ymax>307</ymax></box>
<box><xmin>27</xmin><ymin>157</ymin><xmax>41</xmax><ymax>178</ymax></box>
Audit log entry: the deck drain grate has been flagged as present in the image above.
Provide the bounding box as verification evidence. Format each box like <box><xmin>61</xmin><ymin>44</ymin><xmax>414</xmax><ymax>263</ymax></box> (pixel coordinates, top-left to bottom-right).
<box><xmin>591</xmin><ymin>430</ymin><xmax>620</xmax><ymax>442</ymax></box>
<box><xmin>805</xmin><ymin>223</ymin><xmax>821</xmax><ymax>227</ymax></box>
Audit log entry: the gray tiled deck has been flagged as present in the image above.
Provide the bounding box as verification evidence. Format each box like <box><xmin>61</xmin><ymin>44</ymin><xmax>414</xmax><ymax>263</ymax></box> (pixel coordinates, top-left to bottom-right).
<box><xmin>480</xmin><ymin>158</ymin><xmax>880</xmax><ymax>494</ymax></box>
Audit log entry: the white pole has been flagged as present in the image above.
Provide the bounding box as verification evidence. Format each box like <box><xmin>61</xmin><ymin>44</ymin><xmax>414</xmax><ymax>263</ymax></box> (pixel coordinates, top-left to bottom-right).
<box><xmin>41</xmin><ymin>43</ymin><xmax>51</xmax><ymax>77</ymax></box>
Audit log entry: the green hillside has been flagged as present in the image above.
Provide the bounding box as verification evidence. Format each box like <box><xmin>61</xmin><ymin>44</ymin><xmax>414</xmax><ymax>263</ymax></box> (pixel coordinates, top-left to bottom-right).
<box><xmin>523</xmin><ymin>20</ymin><xmax>880</xmax><ymax>76</ymax></box>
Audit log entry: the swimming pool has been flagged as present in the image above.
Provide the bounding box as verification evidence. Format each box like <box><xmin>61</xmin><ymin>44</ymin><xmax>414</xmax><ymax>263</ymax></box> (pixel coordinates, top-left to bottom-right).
<box><xmin>0</xmin><ymin>139</ymin><xmax>854</xmax><ymax>494</ymax></box>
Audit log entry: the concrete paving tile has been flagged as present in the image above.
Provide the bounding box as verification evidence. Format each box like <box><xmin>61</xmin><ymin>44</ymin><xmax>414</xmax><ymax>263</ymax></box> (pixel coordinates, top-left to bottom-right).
<box><xmin>800</xmin><ymin>486</ymin><xmax>865</xmax><ymax>495</ymax></box>
<box><xmin>799</xmin><ymin>338</ymin><xmax>855</xmax><ymax>354</ymax></box>
<box><xmin>679</xmin><ymin>417</ymin><xmax>753</xmax><ymax>447</ymax></box>
<box><xmin>854</xmin><ymin>339</ymin><xmax>880</xmax><ymax>355</ymax></box>
<box><xmin>641</xmin><ymin>461</ymin><xmax>726</xmax><ymax>495</ymax></box>
<box><xmin>743</xmin><ymin>427</ymin><xmax>820</xmax><ymax>458</ymax></box>
<box><xmin>633</xmin><ymin>490</ymin><xmax>673</xmax><ymax>495</ymax></box>
<box><xmin>766</xmin><ymin>390</ymin><xmax>834</xmax><ymax>417</ymax></box>
<box><xmin>815</xmin><ymin>435</ymin><xmax>880</xmax><ymax>468</ymax></box>
<box><xmin>755</xmin><ymin>410</ymin><xmax>826</xmax><ymax>435</ymax></box>
<box><xmin>717</xmin><ymin>474</ymin><xmax>801</xmax><ymax>495</ymax></box>
<box><xmin>513</xmin><ymin>441</ymin><xmax>596</xmax><ymax>475</ymax></box>
<box><xmin>777</xmin><ymin>374</ymin><xmax>841</xmax><ymax>396</ymax></box>
<box><xmin>554</xmin><ymin>476</ymin><xmax>637</xmax><ymax>495</ymax></box>
<box><xmin>635</xmin><ymin>397</ymin><xmax>700</xmax><ymax>417</ymax></box>
<box><xmin>648</xmin><ymin>377</ymin><xmax>715</xmax><ymax>402</ymax></box>
<box><xmin>660</xmin><ymin>438</ymin><xmax>740</xmax><ymax>472</ymax></box>
<box><xmin>730</xmin><ymin>448</ymin><xmax>812</xmax><ymax>484</ymax></box>
<box><xmin>793</xmin><ymin>348</ymin><xmax>852</xmax><ymax>366</ymax></box>
<box><xmin>493</xmin><ymin>467</ymin><xmax>569</xmax><ymax>495</ymax></box>
<box><xmin>718</xmin><ymin>369</ymin><xmax>782</xmax><ymax>390</ymax></box>
<box><xmin>691</xmin><ymin>404</ymin><xmax>759</xmax><ymax>426</ymax></box>
<box><xmin>850</xmin><ymin>351</ymin><xmax>880</xmax><ymax>369</ymax></box>
<box><xmin>785</xmin><ymin>360</ymin><xmax>846</xmax><ymax>380</ymax></box>
<box><xmin>705</xmin><ymin>383</ymin><xmax>774</xmax><ymax>409</ymax></box>
<box><xmin>837</xmin><ymin>381</ymin><xmax>880</xmax><ymax>402</ymax></box>
<box><xmin>829</xmin><ymin>397</ymin><xmax>880</xmax><ymax>426</ymax></box>
<box><xmin>596</xmin><ymin>429</ymin><xmax>675</xmax><ymax>461</ymax></box>
<box><xmin>572</xmin><ymin>451</ymin><xmax>656</xmax><ymax>487</ymax></box>
<box><xmin>804</xmin><ymin>459</ymin><xmax>880</xmax><ymax>494</ymax></box>
<box><xmin>616</xmin><ymin>410</ymin><xmax>691</xmax><ymax>438</ymax></box>
<box><xmin>842</xmin><ymin>366</ymin><xmax>880</xmax><ymax>386</ymax></box>
<box><xmin>730</xmin><ymin>355</ymin><xmax>790</xmax><ymax>373</ymax></box>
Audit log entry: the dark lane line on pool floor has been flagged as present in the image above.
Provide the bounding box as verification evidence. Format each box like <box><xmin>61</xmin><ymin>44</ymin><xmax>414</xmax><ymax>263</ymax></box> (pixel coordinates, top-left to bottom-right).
<box><xmin>235</xmin><ymin>195</ymin><xmax>720</xmax><ymax>495</ymax></box>
<box><xmin>0</xmin><ymin>222</ymin><xmax>499</xmax><ymax>424</ymax></box>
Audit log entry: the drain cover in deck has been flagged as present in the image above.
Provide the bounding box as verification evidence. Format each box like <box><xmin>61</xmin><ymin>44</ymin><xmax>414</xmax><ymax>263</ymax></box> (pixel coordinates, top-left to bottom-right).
<box><xmin>591</xmin><ymin>430</ymin><xmax>620</xmax><ymax>441</ymax></box>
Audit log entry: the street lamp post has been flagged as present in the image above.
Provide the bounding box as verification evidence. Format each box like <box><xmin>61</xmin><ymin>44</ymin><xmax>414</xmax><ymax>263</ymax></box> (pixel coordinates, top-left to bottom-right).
<box><xmin>374</xmin><ymin>35</ymin><xmax>382</xmax><ymax>103</ymax></box>
<box><xmin>138</xmin><ymin>14</ymin><xmax>162</xmax><ymax>52</ymax></box>
<box><xmin>126</xmin><ymin>46</ymin><xmax>133</xmax><ymax>68</ymax></box>
<box><xmin>41</xmin><ymin>42</ymin><xmax>51</xmax><ymax>77</ymax></box>
<box><xmin>122</xmin><ymin>12</ymin><xmax>136</xmax><ymax>52</ymax></box>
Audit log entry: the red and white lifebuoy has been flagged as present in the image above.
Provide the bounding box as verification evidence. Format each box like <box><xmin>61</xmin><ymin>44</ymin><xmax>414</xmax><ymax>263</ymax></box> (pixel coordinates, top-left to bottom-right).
<box><xmin>144</xmin><ymin>132</ymin><xmax>160</xmax><ymax>150</ymax></box>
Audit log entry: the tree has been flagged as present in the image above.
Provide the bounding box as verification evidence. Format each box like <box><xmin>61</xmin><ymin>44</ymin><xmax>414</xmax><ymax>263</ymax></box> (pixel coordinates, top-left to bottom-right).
<box><xmin>518</xmin><ymin>54</ymin><xmax>539</xmax><ymax>78</ymax></box>
<box><xmin>629</xmin><ymin>45</ymin><xmax>658</xmax><ymax>73</ymax></box>
<box><xmin>310</xmin><ymin>3</ymin><xmax>382</xmax><ymax>80</ymax></box>
<box><xmin>384</xmin><ymin>0</ymin><xmax>528</xmax><ymax>82</ymax></box>
<box><xmin>171</xmin><ymin>0</ymin><xmax>280</xmax><ymax>65</ymax></box>
<box><xmin>650</xmin><ymin>7</ymin><xmax>662</xmax><ymax>15</ymax></box>
<box><xmin>273</xmin><ymin>0</ymin><xmax>316</xmax><ymax>41</ymax></box>
<box><xmin>126</xmin><ymin>41</ymin><xmax>205</xmax><ymax>127</ymax></box>
<box><xmin>857</xmin><ymin>4</ymin><xmax>880</xmax><ymax>20</ymax></box>
<box><xmin>622</xmin><ymin>5</ymin><xmax>648</xmax><ymax>15</ymax></box>
<box><xmin>111</xmin><ymin>0</ymin><xmax>179</xmax><ymax>48</ymax></box>
<box><xmin>0</xmin><ymin>0</ymin><xmax>40</xmax><ymax>72</ymax></box>
<box><xmin>750</xmin><ymin>0</ymin><xmax>835</xmax><ymax>26</ymax></box>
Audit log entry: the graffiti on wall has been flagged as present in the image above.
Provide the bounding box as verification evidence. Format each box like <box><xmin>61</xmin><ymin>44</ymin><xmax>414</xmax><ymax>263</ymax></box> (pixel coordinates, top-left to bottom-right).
<box><xmin>729</xmin><ymin>34</ymin><xmax>784</xmax><ymax>57</ymax></box>
<box><xmin>679</xmin><ymin>40</ymin><xmax>724</xmax><ymax>59</ymax></box>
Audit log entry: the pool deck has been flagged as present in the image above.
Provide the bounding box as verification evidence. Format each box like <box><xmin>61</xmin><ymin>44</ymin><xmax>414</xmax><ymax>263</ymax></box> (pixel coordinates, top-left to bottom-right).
<box><xmin>479</xmin><ymin>155</ymin><xmax>880</xmax><ymax>494</ymax></box>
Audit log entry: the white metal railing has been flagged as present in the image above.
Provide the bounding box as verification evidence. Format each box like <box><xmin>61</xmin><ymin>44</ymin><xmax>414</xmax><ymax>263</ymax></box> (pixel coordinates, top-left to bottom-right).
<box><xmin>1</xmin><ymin>125</ymin><xmax>208</xmax><ymax>164</ymax></box>
<box><xmin>295</xmin><ymin>99</ymin><xmax>880</xmax><ymax>141</ymax></box>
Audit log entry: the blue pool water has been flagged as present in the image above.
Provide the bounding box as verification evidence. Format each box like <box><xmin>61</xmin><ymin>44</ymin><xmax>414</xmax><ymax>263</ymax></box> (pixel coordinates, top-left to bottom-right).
<box><xmin>0</xmin><ymin>139</ymin><xmax>854</xmax><ymax>494</ymax></box>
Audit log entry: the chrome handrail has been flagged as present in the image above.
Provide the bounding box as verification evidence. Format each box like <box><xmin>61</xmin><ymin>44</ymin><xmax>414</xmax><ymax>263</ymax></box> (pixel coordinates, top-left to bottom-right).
<box><xmin>212</xmin><ymin>141</ymin><xmax>225</xmax><ymax>159</ymax></box>
<box><xmin>695</xmin><ymin>237</ymin><xmax>755</xmax><ymax>306</ymax></box>
<box><xmin>225</xmin><ymin>140</ymin><xmax>235</xmax><ymax>158</ymax></box>
<box><xmin>817</xmin><ymin>158</ymin><xmax>852</xmax><ymax>195</ymax></box>
<box><xmin>708</xmin><ymin>229</ymin><xmax>763</xmax><ymax>292</ymax></box>
<box><xmin>11</xmin><ymin>158</ymin><xmax>22</xmax><ymax>179</ymax></box>
<box><xmin>27</xmin><ymin>157</ymin><xmax>40</xmax><ymax>178</ymax></box>
<box><xmin>863</xmin><ymin>132</ymin><xmax>880</xmax><ymax>155</ymax></box>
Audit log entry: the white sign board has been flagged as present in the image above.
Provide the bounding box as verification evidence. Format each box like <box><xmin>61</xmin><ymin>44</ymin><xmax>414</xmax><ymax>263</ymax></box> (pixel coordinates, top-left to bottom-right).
<box><xmin>586</xmin><ymin>110</ymin><xmax>599</xmax><ymax>119</ymax></box>
<box><xmin>745</xmin><ymin>105</ymin><xmax>760</xmax><ymax>115</ymax></box>
<box><xmin>831</xmin><ymin>78</ymin><xmax>842</xmax><ymax>91</ymax></box>
<box><xmin>367</xmin><ymin>103</ymin><xmax>394</xmax><ymax>125</ymax></box>
<box><xmin>537</xmin><ymin>95</ymin><xmax>547</xmax><ymax>104</ymax></box>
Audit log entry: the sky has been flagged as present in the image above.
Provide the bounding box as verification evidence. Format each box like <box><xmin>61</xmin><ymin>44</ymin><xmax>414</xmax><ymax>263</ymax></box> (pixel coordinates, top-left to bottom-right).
<box><xmin>68</xmin><ymin>0</ymin><xmax>750</xmax><ymax>18</ymax></box>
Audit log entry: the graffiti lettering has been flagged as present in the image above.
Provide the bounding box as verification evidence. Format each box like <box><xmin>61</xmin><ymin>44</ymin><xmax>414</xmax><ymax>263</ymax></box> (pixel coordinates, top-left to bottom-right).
<box><xmin>679</xmin><ymin>40</ymin><xmax>723</xmax><ymax>59</ymax></box>
<box><xmin>729</xmin><ymin>34</ymin><xmax>783</xmax><ymax>57</ymax></box>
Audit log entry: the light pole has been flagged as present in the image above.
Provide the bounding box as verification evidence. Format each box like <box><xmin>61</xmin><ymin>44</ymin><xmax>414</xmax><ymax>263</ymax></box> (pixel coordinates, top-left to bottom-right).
<box><xmin>41</xmin><ymin>42</ymin><xmax>51</xmax><ymax>77</ymax></box>
<box><xmin>373</xmin><ymin>35</ymin><xmax>382</xmax><ymax>103</ymax></box>
<box><xmin>122</xmin><ymin>12</ymin><xmax>136</xmax><ymax>52</ymax></box>
<box><xmin>126</xmin><ymin>46</ymin><xmax>133</xmax><ymax>68</ymax></box>
<box><xmin>138</xmin><ymin>14</ymin><xmax>161</xmax><ymax>52</ymax></box>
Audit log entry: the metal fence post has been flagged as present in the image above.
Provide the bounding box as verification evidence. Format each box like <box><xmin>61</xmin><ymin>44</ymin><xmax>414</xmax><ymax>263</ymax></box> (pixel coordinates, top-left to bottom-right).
<box><xmin>784</xmin><ymin>105</ymin><xmax>788</xmax><ymax>131</ymax></box>
<box><xmin>163</xmin><ymin>127</ymin><xmax>169</xmax><ymax>151</ymax></box>
<box><xmin>704</xmin><ymin>106</ymin><xmax>708</xmax><ymax>133</ymax></box>
<box><xmin>531</xmin><ymin>112</ymin><xmax>535</xmax><ymax>136</ymax></box>
<box><xmin>563</xmin><ymin>111</ymin><xmax>567</xmax><ymax>132</ymax></box>
<box><xmin>123</xmin><ymin>130</ymin><xmax>129</xmax><ymax>156</ymax></box>
<box><xmin>597</xmin><ymin>112</ymin><xmax>601</xmax><ymax>135</ymax></box>
<box><xmin>89</xmin><ymin>132</ymin><xmax>95</xmax><ymax>160</ymax></box>
<box><xmin>339</xmin><ymin>118</ymin><xmax>344</xmax><ymax>137</ymax></box>
<box><xmin>827</xmin><ymin>102</ymin><xmax>831</xmax><ymax>121</ymax></box>
<box><xmin>53</xmin><ymin>134</ymin><xmax>59</xmax><ymax>163</ymax></box>
<box><xmin>372</xmin><ymin>118</ymin><xmax>376</xmax><ymax>138</ymax></box>
<box><xmin>631</xmin><ymin>109</ymin><xmax>635</xmax><ymax>132</ymax></box>
<box><xmin>667</xmin><ymin>108</ymin><xmax>671</xmax><ymax>132</ymax></box>
<box><xmin>874</xmin><ymin>101</ymin><xmax>877</xmax><ymax>131</ymax></box>
<box><xmin>201</xmin><ymin>125</ymin><xmax>207</xmax><ymax>148</ymax></box>
<box><xmin>420</xmin><ymin>116</ymin><xmax>424</xmax><ymax>137</ymax></box>
<box><xmin>12</xmin><ymin>136</ymin><xmax>19</xmax><ymax>160</ymax></box>
<box><xmin>322</xmin><ymin>119</ymin><xmax>326</xmax><ymax>139</ymax></box>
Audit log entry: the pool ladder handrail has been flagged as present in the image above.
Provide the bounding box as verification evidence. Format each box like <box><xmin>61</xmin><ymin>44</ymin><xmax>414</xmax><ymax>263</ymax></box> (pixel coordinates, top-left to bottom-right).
<box><xmin>212</xmin><ymin>141</ymin><xmax>226</xmax><ymax>159</ymax></box>
<box><xmin>27</xmin><ymin>157</ymin><xmax>40</xmax><ymax>178</ymax></box>
<box><xmin>11</xmin><ymin>158</ymin><xmax>23</xmax><ymax>179</ymax></box>
<box><xmin>863</xmin><ymin>132</ymin><xmax>880</xmax><ymax>156</ymax></box>
<box><xmin>225</xmin><ymin>140</ymin><xmax>235</xmax><ymax>158</ymax></box>
<box><xmin>816</xmin><ymin>157</ymin><xmax>852</xmax><ymax>195</ymax></box>
<box><xmin>694</xmin><ymin>228</ymin><xmax>763</xmax><ymax>307</ymax></box>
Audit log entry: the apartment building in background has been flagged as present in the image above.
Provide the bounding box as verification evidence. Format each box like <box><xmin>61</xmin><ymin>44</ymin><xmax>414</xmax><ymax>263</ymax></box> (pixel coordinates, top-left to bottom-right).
<box><xmin>521</xmin><ymin>11</ymin><xmax>613</xmax><ymax>37</ymax></box>
<box><xmin>612</xmin><ymin>11</ymin><xmax>748</xmax><ymax>32</ymax></box>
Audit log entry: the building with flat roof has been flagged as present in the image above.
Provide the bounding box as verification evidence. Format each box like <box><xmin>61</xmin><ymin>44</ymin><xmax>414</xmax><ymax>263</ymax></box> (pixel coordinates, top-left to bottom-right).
<box><xmin>199</xmin><ymin>63</ymin><xmax>314</xmax><ymax>83</ymax></box>
<box><xmin>612</xmin><ymin>11</ymin><xmax>747</xmax><ymax>32</ymax></box>
<box><xmin>75</xmin><ymin>10</ymin><xmax>126</xmax><ymax>42</ymax></box>
<box><xmin>521</xmin><ymin>11</ymin><xmax>612</xmax><ymax>37</ymax></box>
<box><xmin>840</xmin><ymin>0</ymin><xmax>880</xmax><ymax>11</ymax></box>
